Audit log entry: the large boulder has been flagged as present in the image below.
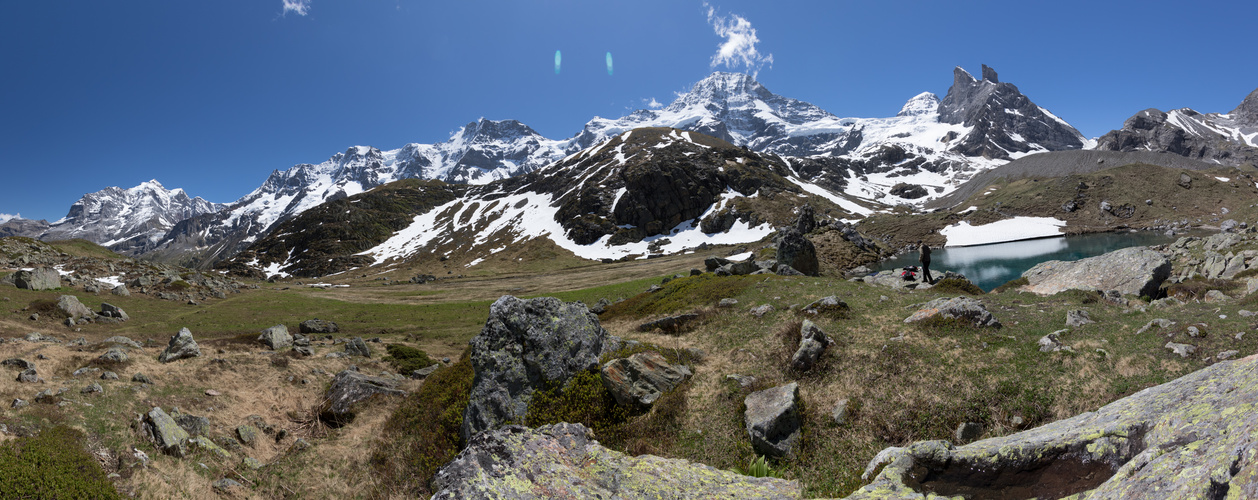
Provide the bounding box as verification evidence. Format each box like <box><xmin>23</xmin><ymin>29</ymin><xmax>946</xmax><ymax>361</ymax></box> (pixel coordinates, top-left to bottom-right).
<box><xmin>744</xmin><ymin>382</ymin><xmax>802</xmax><ymax>458</ymax></box>
<box><xmin>257</xmin><ymin>324</ymin><xmax>292</xmax><ymax>350</ymax></box>
<box><xmin>600</xmin><ymin>351</ymin><xmax>692</xmax><ymax>410</ymax></box>
<box><xmin>56</xmin><ymin>295</ymin><xmax>94</xmax><ymax>321</ymax></box>
<box><xmin>320</xmin><ymin>369</ymin><xmax>406</xmax><ymax>425</ymax></box>
<box><xmin>13</xmin><ymin>267</ymin><xmax>60</xmax><ymax>290</ymax></box>
<box><xmin>299</xmin><ymin>319</ymin><xmax>339</xmax><ymax>334</ymax></box>
<box><xmin>145</xmin><ymin>407</ymin><xmax>190</xmax><ymax>457</ymax></box>
<box><xmin>461</xmin><ymin>295</ymin><xmax>607</xmax><ymax>442</ymax></box>
<box><xmin>776</xmin><ymin>228</ymin><xmax>819</xmax><ymax>276</ymax></box>
<box><xmin>432</xmin><ymin>422</ymin><xmax>800</xmax><ymax>499</ymax></box>
<box><xmin>904</xmin><ymin>297</ymin><xmax>1002</xmax><ymax>328</ymax></box>
<box><xmin>1020</xmin><ymin>246</ymin><xmax>1172</xmax><ymax>298</ymax></box>
<box><xmin>158</xmin><ymin>328</ymin><xmax>201</xmax><ymax>363</ymax></box>
<box><xmin>850</xmin><ymin>353</ymin><xmax>1258</xmax><ymax>499</ymax></box>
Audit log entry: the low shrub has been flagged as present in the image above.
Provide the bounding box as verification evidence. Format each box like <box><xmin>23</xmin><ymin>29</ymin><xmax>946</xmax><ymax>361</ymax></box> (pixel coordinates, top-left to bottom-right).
<box><xmin>930</xmin><ymin>278</ymin><xmax>985</xmax><ymax>295</ymax></box>
<box><xmin>383</xmin><ymin>344</ymin><xmax>437</xmax><ymax>374</ymax></box>
<box><xmin>527</xmin><ymin>370</ymin><xmax>633</xmax><ymax>444</ymax></box>
<box><xmin>1165</xmin><ymin>277</ymin><xmax>1241</xmax><ymax>301</ymax></box>
<box><xmin>0</xmin><ymin>426</ymin><xmax>121</xmax><ymax>499</ymax></box>
<box><xmin>990</xmin><ymin>277</ymin><xmax>1029</xmax><ymax>294</ymax></box>
<box><xmin>27</xmin><ymin>299</ymin><xmax>68</xmax><ymax>319</ymax></box>
<box><xmin>601</xmin><ymin>274</ymin><xmax>757</xmax><ymax>319</ymax></box>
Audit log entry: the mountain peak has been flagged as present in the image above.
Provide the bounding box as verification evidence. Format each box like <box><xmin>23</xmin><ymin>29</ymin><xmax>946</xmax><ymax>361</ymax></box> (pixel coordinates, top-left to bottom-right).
<box><xmin>897</xmin><ymin>92</ymin><xmax>940</xmax><ymax>117</ymax></box>
<box><xmin>1233</xmin><ymin>87</ymin><xmax>1258</xmax><ymax>126</ymax></box>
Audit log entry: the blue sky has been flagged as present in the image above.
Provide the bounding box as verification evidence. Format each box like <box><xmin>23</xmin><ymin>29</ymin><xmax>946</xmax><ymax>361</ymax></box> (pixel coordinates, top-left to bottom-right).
<box><xmin>3</xmin><ymin>0</ymin><xmax>1256</xmax><ymax>222</ymax></box>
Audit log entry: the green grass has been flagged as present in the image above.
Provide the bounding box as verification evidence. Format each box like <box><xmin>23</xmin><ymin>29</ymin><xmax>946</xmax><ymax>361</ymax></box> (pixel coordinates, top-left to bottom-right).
<box><xmin>0</xmin><ymin>426</ymin><xmax>121</xmax><ymax>499</ymax></box>
<box><xmin>601</xmin><ymin>273</ymin><xmax>761</xmax><ymax>318</ymax></box>
<box><xmin>383</xmin><ymin>344</ymin><xmax>438</xmax><ymax>374</ymax></box>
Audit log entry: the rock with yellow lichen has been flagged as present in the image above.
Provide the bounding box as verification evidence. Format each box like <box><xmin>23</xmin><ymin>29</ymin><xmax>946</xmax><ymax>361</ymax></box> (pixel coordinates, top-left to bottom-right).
<box><xmin>843</xmin><ymin>354</ymin><xmax>1258</xmax><ymax>499</ymax></box>
<box><xmin>432</xmin><ymin>422</ymin><xmax>800</xmax><ymax>499</ymax></box>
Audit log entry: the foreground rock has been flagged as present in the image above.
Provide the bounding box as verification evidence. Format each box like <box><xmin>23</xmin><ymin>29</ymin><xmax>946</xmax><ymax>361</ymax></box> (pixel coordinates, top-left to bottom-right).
<box><xmin>776</xmin><ymin>227</ymin><xmax>818</xmax><ymax>276</ymax></box>
<box><xmin>257</xmin><ymin>324</ymin><xmax>292</xmax><ymax>350</ymax></box>
<box><xmin>158</xmin><ymin>328</ymin><xmax>201</xmax><ymax>363</ymax></box>
<box><xmin>903</xmin><ymin>297</ymin><xmax>1002</xmax><ymax>328</ymax></box>
<box><xmin>1020</xmin><ymin>246</ymin><xmax>1171</xmax><ymax>298</ymax></box>
<box><xmin>57</xmin><ymin>295</ymin><xmax>94</xmax><ymax>321</ymax></box>
<box><xmin>744</xmin><ymin>382</ymin><xmax>802</xmax><ymax>458</ymax></box>
<box><xmin>432</xmin><ymin>423</ymin><xmax>800</xmax><ymax>499</ymax></box>
<box><xmin>600</xmin><ymin>351</ymin><xmax>692</xmax><ymax>410</ymax></box>
<box><xmin>14</xmin><ymin>268</ymin><xmax>60</xmax><ymax>290</ymax></box>
<box><xmin>145</xmin><ymin>407</ymin><xmax>190</xmax><ymax>457</ymax></box>
<box><xmin>849</xmin><ymin>354</ymin><xmax>1258</xmax><ymax>499</ymax></box>
<box><xmin>461</xmin><ymin>295</ymin><xmax>607</xmax><ymax>441</ymax></box>
<box><xmin>320</xmin><ymin>369</ymin><xmax>406</xmax><ymax>425</ymax></box>
<box><xmin>791</xmin><ymin>319</ymin><xmax>831</xmax><ymax>372</ymax></box>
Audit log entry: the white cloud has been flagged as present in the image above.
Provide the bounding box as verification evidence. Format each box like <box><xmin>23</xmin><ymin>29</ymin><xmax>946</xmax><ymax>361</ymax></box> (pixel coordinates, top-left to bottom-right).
<box><xmin>0</xmin><ymin>213</ymin><xmax>19</xmax><ymax>224</ymax></box>
<box><xmin>703</xmin><ymin>2</ymin><xmax>773</xmax><ymax>78</ymax></box>
<box><xmin>644</xmin><ymin>97</ymin><xmax>664</xmax><ymax>109</ymax></box>
<box><xmin>282</xmin><ymin>0</ymin><xmax>311</xmax><ymax>16</ymax></box>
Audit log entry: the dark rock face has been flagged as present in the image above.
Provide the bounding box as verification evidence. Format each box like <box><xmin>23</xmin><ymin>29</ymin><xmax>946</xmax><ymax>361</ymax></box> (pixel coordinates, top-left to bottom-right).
<box><xmin>776</xmin><ymin>228</ymin><xmax>819</xmax><ymax>276</ymax></box>
<box><xmin>158</xmin><ymin>328</ymin><xmax>201</xmax><ymax>363</ymax></box>
<box><xmin>850</xmin><ymin>354</ymin><xmax>1258</xmax><ymax>499</ymax></box>
<box><xmin>904</xmin><ymin>297</ymin><xmax>1002</xmax><ymax>328</ymax></box>
<box><xmin>938</xmin><ymin>66</ymin><xmax>1085</xmax><ymax>160</ymax></box>
<box><xmin>299</xmin><ymin>319</ymin><xmax>339</xmax><ymax>334</ymax></box>
<box><xmin>321</xmin><ymin>369</ymin><xmax>405</xmax><ymax>425</ymax></box>
<box><xmin>1021</xmin><ymin>246</ymin><xmax>1171</xmax><ymax>298</ymax></box>
<box><xmin>432</xmin><ymin>423</ymin><xmax>801</xmax><ymax>499</ymax></box>
<box><xmin>600</xmin><ymin>351</ymin><xmax>692</xmax><ymax>410</ymax></box>
<box><xmin>744</xmin><ymin>382</ymin><xmax>802</xmax><ymax>458</ymax></box>
<box><xmin>13</xmin><ymin>267</ymin><xmax>60</xmax><ymax>290</ymax></box>
<box><xmin>1095</xmin><ymin>87</ymin><xmax>1258</xmax><ymax>167</ymax></box>
<box><xmin>461</xmin><ymin>295</ymin><xmax>607</xmax><ymax>441</ymax></box>
<box><xmin>636</xmin><ymin>313</ymin><xmax>700</xmax><ymax>333</ymax></box>
<box><xmin>889</xmin><ymin>183</ymin><xmax>928</xmax><ymax>199</ymax></box>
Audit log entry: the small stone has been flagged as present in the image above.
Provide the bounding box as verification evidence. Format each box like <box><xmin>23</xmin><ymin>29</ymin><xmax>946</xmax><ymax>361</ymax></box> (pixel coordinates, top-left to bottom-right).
<box><xmin>1010</xmin><ymin>416</ymin><xmax>1025</xmax><ymax>428</ymax></box>
<box><xmin>205</xmin><ymin>389</ymin><xmax>221</xmax><ymax>396</ymax></box>
<box><xmin>242</xmin><ymin>457</ymin><xmax>263</xmax><ymax>470</ymax></box>
<box><xmin>717</xmin><ymin>298</ymin><xmax>739</xmax><ymax>308</ymax></box>
<box><xmin>100</xmin><ymin>371</ymin><xmax>118</xmax><ymax>380</ymax></box>
<box><xmin>750</xmin><ymin>304</ymin><xmax>775</xmax><ymax>318</ymax></box>
<box><xmin>11</xmin><ymin>398</ymin><xmax>29</xmax><ymax>409</ymax></box>
<box><xmin>1218</xmin><ymin>350</ymin><xmax>1240</xmax><ymax>361</ymax></box>
<box><xmin>1065</xmin><ymin>309</ymin><xmax>1094</xmax><ymax>327</ymax></box>
<box><xmin>1165</xmin><ymin>342</ymin><xmax>1197</xmax><ymax>358</ymax></box>
<box><xmin>726</xmin><ymin>374</ymin><xmax>756</xmax><ymax>389</ymax></box>
<box><xmin>132</xmin><ymin>373</ymin><xmax>153</xmax><ymax>384</ymax></box>
<box><xmin>236</xmin><ymin>425</ymin><xmax>259</xmax><ymax>446</ymax></box>
<box><xmin>955</xmin><ymin>422</ymin><xmax>984</xmax><ymax>442</ymax></box>
<box><xmin>81</xmin><ymin>383</ymin><xmax>103</xmax><ymax>394</ymax></box>
<box><xmin>212</xmin><ymin>478</ymin><xmax>243</xmax><ymax>493</ymax></box>
<box><xmin>1187</xmin><ymin>326</ymin><xmax>1203</xmax><ymax>338</ymax></box>
<box><xmin>832</xmin><ymin>399</ymin><xmax>852</xmax><ymax>426</ymax></box>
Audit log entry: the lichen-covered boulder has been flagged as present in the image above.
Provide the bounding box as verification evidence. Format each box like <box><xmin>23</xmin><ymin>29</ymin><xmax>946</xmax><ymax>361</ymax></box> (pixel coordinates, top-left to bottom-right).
<box><xmin>849</xmin><ymin>354</ymin><xmax>1258</xmax><ymax>499</ymax></box>
<box><xmin>432</xmin><ymin>423</ymin><xmax>800</xmax><ymax>499</ymax></box>
<box><xmin>904</xmin><ymin>297</ymin><xmax>1002</xmax><ymax>328</ymax></box>
<box><xmin>1020</xmin><ymin>246</ymin><xmax>1171</xmax><ymax>298</ymax></box>
<box><xmin>146</xmin><ymin>407</ymin><xmax>190</xmax><ymax>457</ymax></box>
<box><xmin>257</xmin><ymin>324</ymin><xmax>292</xmax><ymax>350</ymax></box>
<box><xmin>14</xmin><ymin>267</ymin><xmax>60</xmax><ymax>290</ymax></box>
<box><xmin>461</xmin><ymin>295</ymin><xmax>606</xmax><ymax>442</ymax></box>
<box><xmin>344</xmin><ymin>336</ymin><xmax>371</xmax><ymax>357</ymax></box>
<box><xmin>158</xmin><ymin>328</ymin><xmax>201</xmax><ymax>363</ymax></box>
<box><xmin>321</xmin><ymin>369</ymin><xmax>405</xmax><ymax>425</ymax></box>
<box><xmin>600</xmin><ymin>351</ymin><xmax>692</xmax><ymax>410</ymax></box>
<box><xmin>744</xmin><ymin>382</ymin><xmax>802</xmax><ymax>458</ymax></box>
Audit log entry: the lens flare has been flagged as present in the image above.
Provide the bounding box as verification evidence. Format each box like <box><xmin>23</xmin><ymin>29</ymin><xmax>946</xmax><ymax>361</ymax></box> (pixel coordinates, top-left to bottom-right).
<box><xmin>554</xmin><ymin>50</ymin><xmax>562</xmax><ymax>75</ymax></box>
<box><xmin>605</xmin><ymin>52</ymin><xmax>613</xmax><ymax>76</ymax></box>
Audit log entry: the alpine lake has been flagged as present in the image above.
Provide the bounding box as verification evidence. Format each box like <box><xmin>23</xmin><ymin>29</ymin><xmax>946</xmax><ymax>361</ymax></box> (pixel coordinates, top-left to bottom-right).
<box><xmin>875</xmin><ymin>230</ymin><xmax>1202</xmax><ymax>291</ymax></box>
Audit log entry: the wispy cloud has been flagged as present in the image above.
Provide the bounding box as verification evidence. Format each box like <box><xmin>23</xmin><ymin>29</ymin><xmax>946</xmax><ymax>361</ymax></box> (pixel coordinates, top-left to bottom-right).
<box><xmin>703</xmin><ymin>2</ymin><xmax>773</xmax><ymax>78</ymax></box>
<box><xmin>282</xmin><ymin>0</ymin><xmax>311</xmax><ymax>16</ymax></box>
<box><xmin>0</xmin><ymin>213</ymin><xmax>19</xmax><ymax>224</ymax></box>
<box><xmin>644</xmin><ymin>97</ymin><xmax>664</xmax><ymax>109</ymax></box>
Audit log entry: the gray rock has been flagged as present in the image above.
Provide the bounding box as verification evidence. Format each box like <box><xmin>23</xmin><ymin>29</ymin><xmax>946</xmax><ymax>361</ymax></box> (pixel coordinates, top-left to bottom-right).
<box><xmin>190</xmin><ymin>436</ymin><xmax>231</xmax><ymax>459</ymax></box>
<box><xmin>717</xmin><ymin>298</ymin><xmax>739</xmax><ymax>308</ymax></box>
<box><xmin>750</xmin><ymin>304</ymin><xmax>775</xmax><ymax>318</ymax></box>
<box><xmin>158</xmin><ymin>328</ymin><xmax>201</xmax><ymax>363</ymax></box>
<box><xmin>600</xmin><ymin>351</ymin><xmax>692</xmax><ymax>410</ymax></box>
<box><xmin>410</xmin><ymin>364</ymin><xmax>440</xmax><ymax>379</ymax></box>
<box><xmin>132</xmin><ymin>372</ymin><xmax>153</xmax><ymax>384</ymax></box>
<box><xmin>14</xmin><ymin>268</ymin><xmax>61</xmax><ymax>291</ymax></box>
<box><xmin>81</xmin><ymin>382</ymin><xmax>102</xmax><ymax>394</ymax></box>
<box><xmin>791</xmin><ymin>319</ymin><xmax>831</xmax><ymax>372</ymax></box>
<box><xmin>17</xmin><ymin>367</ymin><xmax>41</xmax><ymax>383</ymax></box>
<box><xmin>172</xmin><ymin>410</ymin><xmax>210</xmax><ymax>437</ymax></box>
<box><xmin>704</xmin><ymin>256</ymin><xmax>731</xmax><ymax>272</ymax></box>
<box><xmin>1037</xmin><ymin>329</ymin><xmax>1072</xmax><ymax>353</ymax></box>
<box><xmin>432</xmin><ymin>423</ymin><xmax>800</xmax><ymax>499</ymax></box>
<box><xmin>744</xmin><ymin>382</ymin><xmax>802</xmax><ymax>458</ymax></box>
<box><xmin>212</xmin><ymin>478</ymin><xmax>243</xmax><ymax>494</ymax></box>
<box><xmin>1065</xmin><ymin>309</ymin><xmax>1094</xmax><ymax>327</ymax></box>
<box><xmin>904</xmin><ymin>297</ymin><xmax>1002</xmax><ymax>328</ymax></box>
<box><xmin>291</xmin><ymin>346</ymin><xmax>314</xmax><ymax>357</ymax></box>
<box><xmin>727</xmin><ymin>374</ymin><xmax>756</xmax><ymax>389</ymax></box>
<box><xmin>636</xmin><ymin>313</ymin><xmax>700</xmax><ymax>333</ymax></box>
<box><xmin>800</xmin><ymin>295</ymin><xmax>849</xmax><ymax>317</ymax></box>
<box><xmin>299</xmin><ymin>319</ymin><xmax>339</xmax><ymax>334</ymax></box>
<box><xmin>56</xmin><ymin>295</ymin><xmax>94</xmax><ymax>320</ymax></box>
<box><xmin>461</xmin><ymin>295</ymin><xmax>606</xmax><ymax>442</ymax></box>
<box><xmin>344</xmin><ymin>337</ymin><xmax>371</xmax><ymax>357</ymax></box>
<box><xmin>1204</xmin><ymin>289</ymin><xmax>1230</xmax><ymax>302</ymax></box>
<box><xmin>1021</xmin><ymin>246</ymin><xmax>1171</xmax><ymax>298</ymax></box>
<box><xmin>849</xmin><ymin>353</ymin><xmax>1258</xmax><ymax>500</ymax></box>
<box><xmin>242</xmin><ymin>456</ymin><xmax>263</xmax><ymax>470</ymax></box>
<box><xmin>257</xmin><ymin>324</ymin><xmax>292</xmax><ymax>350</ymax></box>
<box><xmin>955</xmin><ymin>422</ymin><xmax>983</xmax><ymax>442</ymax></box>
<box><xmin>776</xmin><ymin>227</ymin><xmax>818</xmax><ymax>276</ymax></box>
<box><xmin>321</xmin><ymin>369</ymin><xmax>406</xmax><ymax>424</ymax></box>
<box><xmin>1218</xmin><ymin>350</ymin><xmax>1240</xmax><ymax>361</ymax></box>
<box><xmin>1</xmin><ymin>358</ymin><xmax>34</xmax><ymax>370</ymax></box>
<box><xmin>1187</xmin><ymin>325</ymin><xmax>1204</xmax><ymax>338</ymax></box>
<box><xmin>832</xmin><ymin>398</ymin><xmax>852</xmax><ymax>426</ymax></box>
<box><xmin>102</xmin><ymin>336</ymin><xmax>142</xmax><ymax>348</ymax></box>
<box><xmin>145</xmin><ymin>407</ymin><xmax>190</xmax><ymax>457</ymax></box>
<box><xmin>98</xmin><ymin>348</ymin><xmax>128</xmax><ymax>364</ymax></box>
<box><xmin>99</xmin><ymin>302</ymin><xmax>129</xmax><ymax>321</ymax></box>
<box><xmin>12</xmin><ymin>398</ymin><xmax>29</xmax><ymax>409</ymax></box>
<box><xmin>73</xmin><ymin>366</ymin><xmax>101</xmax><ymax>376</ymax></box>
<box><xmin>236</xmin><ymin>425</ymin><xmax>259</xmax><ymax>446</ymax></box>
<box><xmin>1136</xmin><ymin>318</ymin><xmax>1174</xmax><ymax>334</ymax></box>
<box><xmin>111</xmin><ymin>284</ymin><xmax>130</xmax><ymax>297</ymax></box>
<box><xmin>100</xmin><ymin>371</ymin><xmax>118</xmax><ymax>380</ymax></box>
<box><xmin>1165</xmin><ymin>342</ymin><xmax>1197</xmax><ymax>358</ymax></box>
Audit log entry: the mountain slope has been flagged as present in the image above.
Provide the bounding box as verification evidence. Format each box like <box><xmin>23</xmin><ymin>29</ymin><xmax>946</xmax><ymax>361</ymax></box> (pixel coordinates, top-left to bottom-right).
<box><xmin>36</xmin><ymin>180</ymin><xmax>224</xmax><ymax>255</ymax></box>
<box><xmin>1095</xmin><ymin>87</ymin><xmax>1258</xmax><ymax>167</ymax></box>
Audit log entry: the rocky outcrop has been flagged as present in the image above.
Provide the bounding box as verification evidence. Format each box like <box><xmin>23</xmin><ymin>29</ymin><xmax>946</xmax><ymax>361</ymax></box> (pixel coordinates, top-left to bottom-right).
<box><xmin>432</xmin><ymin>423</ymin><xmax>800</xmax><ymax>499</ymax></box>
<box><xmin>776</xmin><ymin>227</ymin><xmax>819</xmax><ymax>276</ymax></box>
<box><xmin>849</xmin><ymin>354</ymin><xmax>1258</xmax><ymax>499</ymax></box>
<box><xmin>600</xmin><ymin>351</ymin><xmax>692</xmax><ymax>410</ymax></box>
<box><xmin>158</xmin><ymin>328</ymin><xmax>201</xmax><ymax>363</ymax></box>
<box><xmin>938</xmin><ymin>65</ymin><xmax>1085</xmax><ymax>159</ymax></box>
<box><xmin>461</xmin><ymin>295</ymin><xmax>607</xmax><ymax>441</ymax></box>
<box><xmin>744</xmin><ymin>382</ymin><xmax>802</xmax><ymax>458</ymax></box>
<box><xmin>321</xmin><ymin>369</ymin><xmax>406</xmax><ymax>425</ymax></box>
<box><xmin>13</xmin><ymin>267</ymin><xmax>60</xmax><ymax>290</ymax></box>
<box><xmin>1095</xmin><ymin>87</ymin><xmax>1258</xmax><ymax>167</ymax></box>
<box><xmin>904</xmin><ymin>297</ymin><xmax>1001</xmax><ymax>328</ymax></box>
<box><xmin>1020</xmin><ymin>246</ymin><xmax>1171</xmax><ymax>298</ymax></box>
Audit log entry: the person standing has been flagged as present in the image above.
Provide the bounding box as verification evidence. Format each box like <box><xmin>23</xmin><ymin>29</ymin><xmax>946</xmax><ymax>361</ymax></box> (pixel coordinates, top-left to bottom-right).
<box><xmin>918</xmin><ymin>240</ymin><xmax>933</xmax><ymax>283</ymax></box>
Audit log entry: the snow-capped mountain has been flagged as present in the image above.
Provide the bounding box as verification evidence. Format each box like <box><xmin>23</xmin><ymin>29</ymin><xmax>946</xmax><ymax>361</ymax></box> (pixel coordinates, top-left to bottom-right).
<box><xmin>35</xmin><ymin>180</ymin><xmax>224</xmax><ymax>255</ymax></box>
<box><xmin>1095</xmin><ymin>88</ymin><xmax>1258</xmax><ymax>166</ymax></box>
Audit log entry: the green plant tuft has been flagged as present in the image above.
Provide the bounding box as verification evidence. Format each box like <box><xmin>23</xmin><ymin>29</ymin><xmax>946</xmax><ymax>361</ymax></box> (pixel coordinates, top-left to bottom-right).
<box><xmin>383</xmin><ymin>344</ymin><xmax>437</xmax><ymax>374</ymax></box>
<box><xmin>930</xmin><ymin>278</ymin><xmax>985</xmax><ymax>295</ymax></box>
<box><xmin>990</xmin><ymin>276</ymin><xmax>1029</xmax><ymax>294</ymax></box>
<box><xmin>526</xmin><ymin>370</ymin><xmax>633</xmax><ymax>443</ymax></box>
<box><xmin>0</xmin><ymin>426</ymin><xmax>121</xmax><ymax>499</ymax></box>
<box><xmin>734</xmin><ymin>454</ymin><xmax>783</xmax><ymax>478</ymax></box>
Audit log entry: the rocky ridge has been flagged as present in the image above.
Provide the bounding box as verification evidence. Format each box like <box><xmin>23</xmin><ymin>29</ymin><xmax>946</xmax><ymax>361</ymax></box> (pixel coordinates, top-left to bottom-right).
<box><xmin>1096</xmin><ymin>87</ymin><xmax>1258</xmax><ymax>167</ymax></box>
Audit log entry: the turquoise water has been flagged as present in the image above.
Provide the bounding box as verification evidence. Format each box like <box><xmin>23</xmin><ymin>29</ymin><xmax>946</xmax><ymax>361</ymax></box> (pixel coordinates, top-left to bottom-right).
<box><xmin>875</xmin><ymin>231</ymin><xmax>1190</xmax><ymax>291</ymax></box>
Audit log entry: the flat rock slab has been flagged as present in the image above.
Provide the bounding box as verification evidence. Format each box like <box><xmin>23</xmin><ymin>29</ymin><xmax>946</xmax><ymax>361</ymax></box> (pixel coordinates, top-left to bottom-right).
<box><xmin>321</xmin><ymin>370</ymin><xmax>405</xmax><ymax>425</ymax></box>
<box><xmin>1020</xmin><ymin>246</ymin><xmax>1171</xmax><ymax>298</ymax></box>
<box><xmin>848</xmin><ymin>354</ymin><xmax>1258</xmax><ymax>499</ymax></box>
<box><xmin>432</xmin><ymin>422</ymin><xmax>800</xmax><ymax>499</ymax></box>
<box><xmin>904</xmin><ymin>297</ymin><xmax>1001</xmax><ymax>328</ymax></box>
<box><xmin>744</xmin><ymin>382</ymin><xmax>802</xmax><ymax>458</ymax></box>
<box><xmin>600</xmin><ymin>351</ymin><xmax>691</xmax><ymax>409</ymax></box>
